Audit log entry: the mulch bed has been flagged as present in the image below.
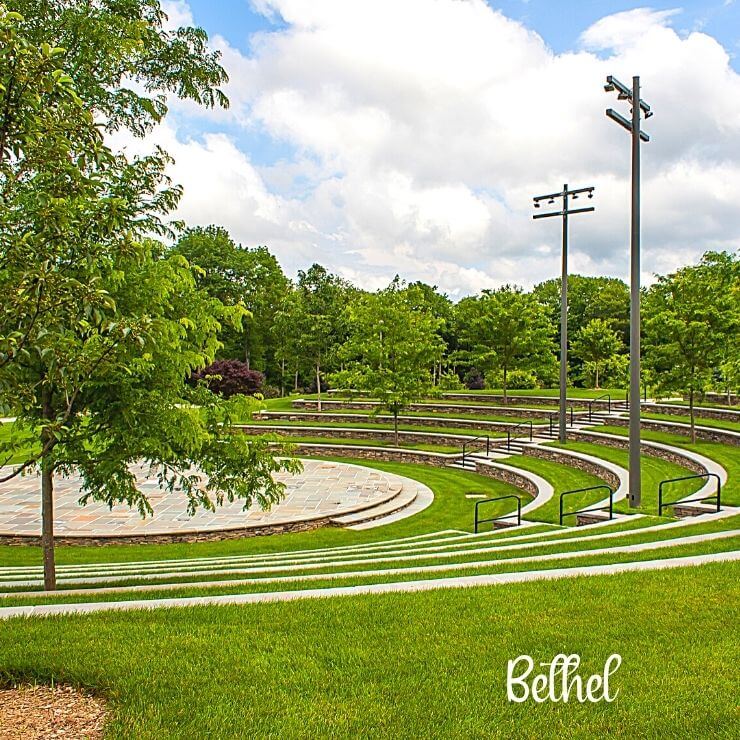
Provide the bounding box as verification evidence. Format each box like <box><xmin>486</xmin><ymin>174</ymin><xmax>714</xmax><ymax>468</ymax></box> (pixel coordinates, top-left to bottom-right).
<box><xmin>0</xmin><ymin>684</ymin><xmax>108</xmax><ymax>739</ymax></box>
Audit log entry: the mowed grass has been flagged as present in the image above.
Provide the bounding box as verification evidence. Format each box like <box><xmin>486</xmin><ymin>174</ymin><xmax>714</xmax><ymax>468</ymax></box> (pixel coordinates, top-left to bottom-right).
<box><xmin>550</xmin><ymin>441</ymin><xmax>706</xmax><ymax>516</ymax></box>
<box><xmin>0</xmin><ymin>461</ymin><xmax>524</xmax><ymax>567</ymax></box>
<box><xmin>0</xmin><ymin>562</ymin><xmax>737</xmax><ymax>737</ymax></box>
<box><xmin>592</xmin><ymin>427</ymin><xmax>740</xmax><ymax>507</ymax></box>
<box><xmin>641</xmin><ymin>412</ymin><xmax>740</xmax><ymax>433</ymax></box>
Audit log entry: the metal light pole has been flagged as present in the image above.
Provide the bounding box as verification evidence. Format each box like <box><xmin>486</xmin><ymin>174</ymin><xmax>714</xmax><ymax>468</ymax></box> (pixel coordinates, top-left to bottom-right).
<box><xmin>533</xmin><ymin>185</ymin><xmax>595</xmax><ymax>443</ymax></box>
<box><xmin>604</xmin><ymin>74</ymin><xmax>652</xmax><ymax>508</ymax></box>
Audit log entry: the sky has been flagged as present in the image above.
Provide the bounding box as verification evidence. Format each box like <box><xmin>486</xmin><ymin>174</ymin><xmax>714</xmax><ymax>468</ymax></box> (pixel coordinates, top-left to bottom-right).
<box><xmin>124</xmin><ymin>0</ymin><xmax>740</xmax><ymax>297</ymax></box>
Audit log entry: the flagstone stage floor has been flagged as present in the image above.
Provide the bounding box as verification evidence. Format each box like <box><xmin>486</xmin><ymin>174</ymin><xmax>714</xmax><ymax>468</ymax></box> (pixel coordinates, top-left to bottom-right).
<box><xmin>0</xmin><ymin>459</ymin><xmax>416</xmax><ymax>542</ymax></box>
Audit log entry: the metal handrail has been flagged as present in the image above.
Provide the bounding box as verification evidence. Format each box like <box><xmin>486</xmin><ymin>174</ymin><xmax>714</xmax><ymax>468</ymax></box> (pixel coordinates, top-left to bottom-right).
<box><xmin>461</xmin><ymin>435</ymin><xmax>490</xmax><ymax>466</ymax></box>
<box><xmin>588</xmin><ymin>393</ymin><xmax>611</xmax><ymax>422</ymax></box>
<box><xmin>475</xmin><ymin>495</ymin><xmax>521</xmax><ymax>532</ymax></box>
<box><xmin>658</xmin><ymin>473</ymin><xmax>721</xmax><ymax>516</ymax></box>
<box><xmin>559</xmin><ymin>485</ymin><xmax>614</xmax><ymax>525</ymax></box>
<box><xmin>506</xmin><ymin>420</ymin><xmax>533</xmax><ymax>451</ymax></box>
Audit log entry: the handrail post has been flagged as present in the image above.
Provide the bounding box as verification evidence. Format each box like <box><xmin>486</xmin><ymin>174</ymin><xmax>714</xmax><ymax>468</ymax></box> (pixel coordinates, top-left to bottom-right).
<box><xmin>517</xmin><ymin>496</ymin><xmax>522</xmax><ymax>526</ymax></box>
<box><xmin>507</xmin><ymin>430</ymin><xmax>511</xmax><ymax>451</ymax></box>
<box><xmin>559</xmin><ymin>493</ymin><xmax>564</xmax><ymax>525</ymax></box>
<box><xmin>609</xmin><ymin>490</ymin><xmax>613</xmax><ymax>519</ymax></box>
<box><xmin>528</xmin><ymin>421</ymin><xmax>533</xmax><ymax>441</ymax></box>
<box><xmin>486</xmin><ymin>436</ymin><xmax>490</xmax><ymax>457</ymax></box>
<box><xmin>716</xmin><ymin>476</ymin><xmax>721</xmax><ymax>512</ymax></box>
<box><xmin>549</xmin><ymin>415</ymin><xmax>553</xmax><ymax>436</ymax></box>
<box><xmin>570</xmin><ymin>406</ymin><xmax>574</xmax><ymax>425</ymax></box>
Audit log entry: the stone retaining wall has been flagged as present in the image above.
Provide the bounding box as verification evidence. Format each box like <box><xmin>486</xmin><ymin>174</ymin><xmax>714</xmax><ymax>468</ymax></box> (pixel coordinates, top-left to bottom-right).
<box><xmin>0</xmin><ymin>517</ymin><xmax>337</xmax><ymax>547</ymax></box>
<box><xmin>568</xmin><ymin>431</ymin><xmax>707</xmax><ymax>475</ymax></box>
<box><xmin>292</xmin><ymin>399</ymin><xmax>558</xmax><ymax>420</ymax></box>
<box><xmin>255</xmin><ymin>411</ymin><xmax>530</xmax><ymax>433</ymax></box>
<box><xmin>289</xmin><ymin>443</ymin><xmax>453</xmax><ymax>467</ymax></box>
<box><xmin>521</xmin><ymin>446</ymin><xmax>621</xmax><ymax>491</ymax></box>
<box><xmin>605</xmin><ymin>416</ymin><xmax>739</xmax><ymax>446</ymax></box>
<box><xmin>643</xmin><ymin>403</ymin><xmax>740</xmax><ymax>422</ymax></box>
<box><xmin>441</xmin><ymin>393</ymin><xmax>596</xmax><ymax>409</ymax></box>
<box><xmin>238</xmin><ymin>425</ymin><xmax>473</xmax><ymax>449</ymax></box>
<box><xmin>473</xmin><ymin>463</ymin><xmax>538</xmax><ymax>497</ymax></box>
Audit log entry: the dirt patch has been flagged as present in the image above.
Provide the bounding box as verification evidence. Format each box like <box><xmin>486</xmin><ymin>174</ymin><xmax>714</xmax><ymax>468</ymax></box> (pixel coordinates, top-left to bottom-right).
<box><xmin>0</xmin><ymin>684</ymin><xmax>107</xmax><ymax>739</ymax></box>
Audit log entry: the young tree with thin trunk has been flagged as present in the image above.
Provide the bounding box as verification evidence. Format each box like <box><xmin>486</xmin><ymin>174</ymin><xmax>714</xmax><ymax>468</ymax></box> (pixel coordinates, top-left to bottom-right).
<box><xmin>331</xmin><ymin>279</ymin><xmax>444</xmax><ymax>445</ymax></box>
<box><xmin>0</xmin><ymin>11</ymin><xmax>299</xmax><ymax>590</ymax></box>
<box><xmin>644</xmin><ymin>252</ymin><xmax>739</xmax><ymax>442</ymax></box>
<box><xmin>571</xmin><ymin>318</ymin><xmax>623</xmax><ymax>389</ymax></box>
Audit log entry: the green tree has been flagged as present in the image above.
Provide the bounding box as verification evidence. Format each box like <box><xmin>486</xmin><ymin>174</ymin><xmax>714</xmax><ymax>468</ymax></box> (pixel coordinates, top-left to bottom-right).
<box><xmin>0</xmin><ymin>11</ymin><xmax>298</xmax><ymax>590</ymax></box>
<box><xmin>172</xmin><ymin>226</ymin><xmax>290</xmax><ymax>376</ymax></box>
<box><xmin>14</xmin><ymin>0</ymin><xmax>228</xmax><ymax>136</ymax></box>
<box><xmin>456</xmin><ymin>286</ymin><xmax>554</xmax><ymax>402</ymax></box>
<box><xmin>571</xmin><ymin>318</ymin><xmax>623</xmax><ymax>389</ymax></box>
<box><xmin>332</xmin><ymin>279</ymin><xmax>444</xmax><ymax>445</ymax></box>
<box><xmin>644</xmin><ymin>252</ymin><xmax>739</xmax><ymax>441</ymax></box>
<box><xmin>292</xmin><ymin>264</ymin><xmax>353</xmax><ymax>411</ymax></box>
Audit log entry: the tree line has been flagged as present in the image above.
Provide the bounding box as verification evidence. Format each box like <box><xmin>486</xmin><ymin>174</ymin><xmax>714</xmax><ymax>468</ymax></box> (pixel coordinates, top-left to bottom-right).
<box><xmin>172</xmin><ymin>226</ymin><xmax>740</xmax><ymax>409</ymax></box>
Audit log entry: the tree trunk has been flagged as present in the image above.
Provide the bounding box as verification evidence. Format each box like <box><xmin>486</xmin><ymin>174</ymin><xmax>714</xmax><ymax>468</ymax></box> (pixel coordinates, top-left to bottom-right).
<box><xmin>503</xmin><ymin>367</ymin><xmax>508</xmax><ymax>404</ymax></box>
<box><xmin>689</xmin><ymin>388</ymin><xmax>696</xmax><ymax>444</ymax></box>
<box><xmin>280</xmin><ymin>358</ymin><xmax>286</xmax><ymax>397</ymax></box>
<box><xmin>294</xmin><ymin>369</ymin><xmax>299</xmax><ymax>392</ymax></box>
<box><xmin>394</xmin><ymin>410</ymin><xmax>399</xmax><ymax>447</ymax></box>
<box><xmin>41</xmin><ymin>458</ymin><xmax>56</xmax><ymax>591</ymax></box>
<box><xmin>316</xmin><ymin>362</ymin><xmax>322</xmax><ymax>412</ymax></box>
<box><xmin>595</xmin><ymin>363</ymin><xmax>600</xmax><ymax>390</ymax></box>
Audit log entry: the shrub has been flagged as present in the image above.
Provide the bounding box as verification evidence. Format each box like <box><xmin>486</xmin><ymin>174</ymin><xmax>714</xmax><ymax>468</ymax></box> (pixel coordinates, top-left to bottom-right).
<box><xmin>191</xmin><ymin>360</ymin><xmax>264</xmax><ymax>398</ymax></box>
<box><xmin>485</xmin><ymin>369</ymin><xmax>538</xmax><ymax>390</ymax></box>
<box><xmin>463</xmin><ymin>368</ymin><xmax>484</xmax><ymax>390</ymax></box>
<box><xmin>438</xmin><ymin>372</ymin><xmax>465</xmax><ymax>390</ymax></box>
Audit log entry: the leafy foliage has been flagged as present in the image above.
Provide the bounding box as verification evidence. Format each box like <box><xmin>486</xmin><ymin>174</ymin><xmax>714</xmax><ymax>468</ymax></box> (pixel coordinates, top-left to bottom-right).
<box><xmin>191</xmin><ymin>360</ymin><xmax>264</xmax><ymax>398</ymax></box>
<box><xmin>332</xmin><ymin>279</ymin><xmax>444</xmax><ymax>443</ymax></box>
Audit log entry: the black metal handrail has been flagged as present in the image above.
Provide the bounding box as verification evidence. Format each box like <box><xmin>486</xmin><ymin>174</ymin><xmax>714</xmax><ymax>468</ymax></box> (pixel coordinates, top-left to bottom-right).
<box><xmin>462</xmin><ymin>435</ymin><xmax>490</xmax><ymax>466</ymax></box>
<box><xmin>588</xmin><ymin>393</ymin><xmax>611</xmax><ymax>422</ymax></box>
<box><xmin>658</xmin><ymin>473</ymin><xmax>721</xmax><ymax>516</ymax></box>
<box><xmin>506</xmin><ymin>420</ymin><xmax>533</xmax><ymax>451</ymax></box>
<box><xmin>475</xmin><ymin>495</ymin><xmax>521</xmax><ymax>532</ymax></box>
<box><xmin>559</xmin><ymin>485</ymin><xmax>614</xmax><ymax>525</ymax></box>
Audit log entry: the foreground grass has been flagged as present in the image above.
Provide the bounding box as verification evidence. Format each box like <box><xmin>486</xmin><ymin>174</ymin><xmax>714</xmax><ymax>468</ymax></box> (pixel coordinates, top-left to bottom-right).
<box><xmin>0</xmin><ymin>563</ymin><xmax>737</xmax><ymax>737</ymax></box>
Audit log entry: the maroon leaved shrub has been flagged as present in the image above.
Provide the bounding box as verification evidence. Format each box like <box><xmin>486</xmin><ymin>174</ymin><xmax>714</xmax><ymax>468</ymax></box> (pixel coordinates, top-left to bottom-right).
<box><xmin>191</xmin><ymin>360</ymin><xmax>264</xmax><ymax>398</ymax></box>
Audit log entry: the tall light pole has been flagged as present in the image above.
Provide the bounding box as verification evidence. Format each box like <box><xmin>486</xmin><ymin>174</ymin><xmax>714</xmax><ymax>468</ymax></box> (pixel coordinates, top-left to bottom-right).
<box><xmin>604</xmin><ymin>74</ymin><xmax>652</xmax><ymax>508</ymax></box>
<box><xmin>533</xmin><ymin>184</ymin><xmax>595</xmax><ymax>444</ymax></box>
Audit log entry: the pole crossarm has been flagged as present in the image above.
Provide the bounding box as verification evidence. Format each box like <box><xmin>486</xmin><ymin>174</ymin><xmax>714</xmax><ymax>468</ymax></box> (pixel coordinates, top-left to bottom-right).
<box><xmin>606</xmin><ymin>108</ymin><xmax>650</xmax><ymax>142</ymax></box>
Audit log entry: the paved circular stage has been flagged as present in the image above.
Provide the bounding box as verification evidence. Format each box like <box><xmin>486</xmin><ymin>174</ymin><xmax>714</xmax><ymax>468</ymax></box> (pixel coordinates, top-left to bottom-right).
<box><xmin>0</xmin><ymin>459</ymin><xmax>427</xmax><ymax>543</ymax></box>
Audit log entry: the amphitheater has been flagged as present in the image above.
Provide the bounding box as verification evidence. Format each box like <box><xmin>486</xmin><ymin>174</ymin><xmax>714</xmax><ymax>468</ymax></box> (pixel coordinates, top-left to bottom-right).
<box><xmin>1</xmin><ymin>391</ymin><xmax>738</xmax><ymax>618</ymax></box>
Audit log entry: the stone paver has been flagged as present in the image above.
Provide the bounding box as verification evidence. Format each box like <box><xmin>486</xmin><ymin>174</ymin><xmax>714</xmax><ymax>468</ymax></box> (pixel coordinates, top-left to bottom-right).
<box><xmin>0</xmin><ymin>460</ymin><xmax>421</xmax><ymax>537</ymax></box>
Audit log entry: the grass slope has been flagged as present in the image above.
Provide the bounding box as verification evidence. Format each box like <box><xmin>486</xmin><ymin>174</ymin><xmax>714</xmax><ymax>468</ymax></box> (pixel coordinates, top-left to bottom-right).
<box><xmin>0</xmin><ymin>562</ymin><xmax>737</xmax><ymax>737</ymax></box>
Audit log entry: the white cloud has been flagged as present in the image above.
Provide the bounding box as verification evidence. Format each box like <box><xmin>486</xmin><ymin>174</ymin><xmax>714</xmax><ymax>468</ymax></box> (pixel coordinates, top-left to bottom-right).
<box><xmin>160</xmin><ymin>0</ymin><xmax>194</xmax><ymax>30</ymax></box>
<box><xmin>131</xmin><ymin>1</ymin><xmax>740</xmax><ymax>294</ymax></box>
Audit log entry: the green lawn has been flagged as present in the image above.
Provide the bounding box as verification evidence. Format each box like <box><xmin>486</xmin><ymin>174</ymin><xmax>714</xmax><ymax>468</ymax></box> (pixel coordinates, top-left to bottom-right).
<box><xmin>0</xmin><ymin>562</ymin><xmax>737</xmax><ymax>737</ymax></box>
<box><xmin>444</xmin><ymin>387</ymin><xmax>627</xmax><ymax>400</ymax></box>
<box><xmin>591</xmin><ymin>427</ymin><xmax>740</xmax><ymax>507</ymax></box>
<box><xmin>641</xmin><ymin>412</ymin><xmax>740</xmax><ymax>433</ymax></box>
<box><xmin>550</xmin><ymin>441</ymin><xmax>706</xmax><ymax>516</ymax></box>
